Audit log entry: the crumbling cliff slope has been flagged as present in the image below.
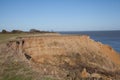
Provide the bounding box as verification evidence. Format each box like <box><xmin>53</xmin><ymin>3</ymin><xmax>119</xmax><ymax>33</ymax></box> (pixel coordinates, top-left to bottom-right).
<box><xmin>4</xmin><ymin>35</ymin><xmax>120</xmax><ymax>79</ymax></box>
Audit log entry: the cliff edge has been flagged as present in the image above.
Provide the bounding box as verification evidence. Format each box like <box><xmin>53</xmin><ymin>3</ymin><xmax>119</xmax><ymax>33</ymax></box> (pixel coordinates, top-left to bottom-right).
<box><xmin>1</xmin><ymin>35</ymin><xmax>120</xmax><ymax>80</ymax></box>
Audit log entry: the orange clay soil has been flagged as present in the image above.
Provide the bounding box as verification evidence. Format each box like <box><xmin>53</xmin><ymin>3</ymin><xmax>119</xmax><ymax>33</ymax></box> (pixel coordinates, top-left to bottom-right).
<box><xmin>6</xmin><ymin>35</ymin><xmax>120</xmax><ymax>79</ymax></box>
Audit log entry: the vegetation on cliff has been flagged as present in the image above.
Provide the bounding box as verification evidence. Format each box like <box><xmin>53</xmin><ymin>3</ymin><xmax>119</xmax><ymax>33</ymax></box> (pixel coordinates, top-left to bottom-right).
<box><xmin>0</xmin><ymin>34</ymin><xmax>120</xmax><ymax>80</ymax></box>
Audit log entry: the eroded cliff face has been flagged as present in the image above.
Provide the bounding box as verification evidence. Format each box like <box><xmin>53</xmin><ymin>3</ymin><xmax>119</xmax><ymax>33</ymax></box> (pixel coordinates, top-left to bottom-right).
<box><xmin>7</xmin><ymin>35</ymin><xmax>120</xmax><ymax>79</ymax></box>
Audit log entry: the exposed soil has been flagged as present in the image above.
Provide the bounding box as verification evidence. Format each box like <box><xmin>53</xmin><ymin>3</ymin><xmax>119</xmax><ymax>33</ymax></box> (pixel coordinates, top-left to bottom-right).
<box><xmin>0</xmin><ymin>35</ymin><xmax>120</xmax><ymax>80</ymax></box>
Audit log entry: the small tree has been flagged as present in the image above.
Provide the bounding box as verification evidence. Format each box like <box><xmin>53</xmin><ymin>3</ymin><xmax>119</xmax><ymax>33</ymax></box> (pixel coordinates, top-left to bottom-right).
<box><xmin>29</xmin><ymin>29</ymin><xmax>41</xmax><ymax>33</ymax></box>
<box><xmin>11</xmin><ymin>30</ymin><xmax>23</xmax><ymax>33</ymax></box>
<box><xmin>2</xmin><ymin>29</ymin><xmax>7</xmax><ymax>33</ymax></box>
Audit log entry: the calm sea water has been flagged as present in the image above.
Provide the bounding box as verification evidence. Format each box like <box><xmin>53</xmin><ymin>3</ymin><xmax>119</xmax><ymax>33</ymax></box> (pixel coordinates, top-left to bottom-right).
<box><xmin>59</xmin><ymin>31</ymin><xmax>120</xmax><ymax>52</ymax></box>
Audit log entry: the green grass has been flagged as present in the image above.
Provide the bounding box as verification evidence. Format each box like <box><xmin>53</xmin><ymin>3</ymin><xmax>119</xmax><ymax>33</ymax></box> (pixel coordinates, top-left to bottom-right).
<box><xmin>0</xmin><ymin>58</ymin><xmax>33</xmax><ymax>80</ymax></box>
<box><xmin>2</xmin><ymin>75</ymin><xmax>32</xmax><ymax>80</ymax></box>
<box><xmin>41</xmin><ymin>77</ymin><xmax>57</xmax><ymax>80</ymax></box>
<box><xmin>0</xmin><ymin>33</ymin><xmax>28</xmax><ymax>43</ymax></box>
<box><xmin>0</xmin><ymin>44</ymin><xmax>35</xmax><ymax>80</ymax></box>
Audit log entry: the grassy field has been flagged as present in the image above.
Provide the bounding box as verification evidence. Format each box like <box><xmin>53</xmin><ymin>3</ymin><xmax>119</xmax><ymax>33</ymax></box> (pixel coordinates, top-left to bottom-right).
<box><xmin>0</xmin><ymin>33</ymin><xmax>60</xmax><ymax>44</ymax></box>
<box><xmin>0</xmin><ymin>33</ymin><xmax>28</xmax><ymax>43</ymax></box>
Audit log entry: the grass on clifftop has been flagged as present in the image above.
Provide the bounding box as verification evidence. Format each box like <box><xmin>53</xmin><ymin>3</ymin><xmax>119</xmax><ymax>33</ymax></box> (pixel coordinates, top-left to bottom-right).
<box><xmin>0</xmin><ymin>33</ymin><xmax>59</xmax><ymax>44</ymax></box>
<box><xmin>0</xmin><ymin>33</ymin><xmax>28</xmax><ymax>43</ymax></box>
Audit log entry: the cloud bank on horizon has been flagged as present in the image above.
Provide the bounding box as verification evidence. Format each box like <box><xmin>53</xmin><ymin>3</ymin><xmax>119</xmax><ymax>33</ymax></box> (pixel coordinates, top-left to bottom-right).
<box><xmin>0</xmin><ymin>0</ymin><xmax>120</xmax><ymax>31</ymax></box>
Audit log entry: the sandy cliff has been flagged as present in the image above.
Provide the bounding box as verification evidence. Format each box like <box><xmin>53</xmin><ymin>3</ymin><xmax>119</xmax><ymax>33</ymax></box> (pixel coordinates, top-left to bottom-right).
<box><xmin>6</xmin><ymin>35</ymin><xmax>120</xmax><ymax>79</ymax></box>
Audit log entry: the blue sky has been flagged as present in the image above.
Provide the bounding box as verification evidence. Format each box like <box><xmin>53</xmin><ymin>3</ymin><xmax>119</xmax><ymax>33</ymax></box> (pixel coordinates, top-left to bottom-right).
<box><xmin>0</xmin><ymin>0</ymin><xmax>120</xmax><ymax>31</ymax></box>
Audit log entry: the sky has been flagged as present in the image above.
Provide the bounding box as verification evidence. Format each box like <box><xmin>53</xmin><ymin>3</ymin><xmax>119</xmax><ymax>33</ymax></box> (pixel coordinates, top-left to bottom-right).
<box><xmin>0</xmin><ymin>0</ymin><xmax>120</xmax><ymax>31</ymax></box>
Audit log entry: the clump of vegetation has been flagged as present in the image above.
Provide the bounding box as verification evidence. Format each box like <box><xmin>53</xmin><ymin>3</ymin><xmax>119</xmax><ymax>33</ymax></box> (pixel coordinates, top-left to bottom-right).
<box><xmin>2</xmin><ymin>75</ymin><xmax>32</xmax><ymax>80</ymax></box>
<box><xmin>0</xmin><ymin>29</ymin><xmax>55</xmax><ymax>34</ymax></box>
<box><xmin>0</xmin><ymin>44</ymin><xmax>37</xmax><ymax>80</ymax></box>
<box><xmin>29</xmin><ymin>29</ymin><xmax>41</xmax><ymax>33</ymax></box>
<box><xmin>2</xmin><ymin>29</ymin><xmax>8</xmax><ymax>33</ymax></box>
<box><xmin>0</xmin><ymin>29</ymin><xmax>57</xmax><ymax>43</ymax></box>
<box><xmin>11</xmin><ymin>30</ymin><xmax>24</xmax><ymax>33</ymax></box>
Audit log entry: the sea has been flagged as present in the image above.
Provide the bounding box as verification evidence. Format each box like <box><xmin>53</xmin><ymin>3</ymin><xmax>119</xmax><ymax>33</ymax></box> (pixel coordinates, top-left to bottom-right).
<box><xmin>59</xmin><ymin>31</ymin><xmax>120</xmax><ymax>53</ymax></box>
